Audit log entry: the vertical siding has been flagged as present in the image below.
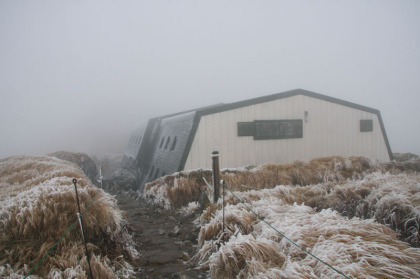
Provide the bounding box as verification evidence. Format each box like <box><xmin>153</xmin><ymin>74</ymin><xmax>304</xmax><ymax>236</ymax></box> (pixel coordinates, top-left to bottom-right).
<box><xmin>308</xmin><ymin>98</ymin><xmax>322</xmax><ymax>158</ymax></box>
<box><xmin>274</xmin><ymin>99</ymin><xmax>283</xmax><ymax>163</ymax></box>
<box><xmin>227</xmin><ymin>110</ymin><xmax>235</xmax><ymax>167</ymax></box>
<box><xmin>235</xmin><ymin>108</ymin><xmax>247</xmax><ymax>167</ymax></box>
<box><xmin>220</xmin><ymin>110</ymin><xmax>229</xmax><ymax>168</ymax></box>
<box><xmin>198</xmin><ymin>116</ymin><xmax>207</xmax><ymax>168</ymax></box>
<box><xmin>336</xmin><ymin>102</ymin><xmax>346</xmax><ymax>157</ymax></box>
<box><xmin>239</xmin><ymin>107</ymin><xmax>249</xmax><ymax>165</ymax></box>
<box><xmin>247</xmin><ymin>105</ymin><xmax>256</xmax><ymax>166</ymax></box>
<box><xmin>254</xmin><ymin>103</ymin><xmax>263</xmax><ymax>165</ymax></box>
<box><xmin>184</xmin><ymin>95</ymin><xmax>390</xmax><ymax>170</ymax></box>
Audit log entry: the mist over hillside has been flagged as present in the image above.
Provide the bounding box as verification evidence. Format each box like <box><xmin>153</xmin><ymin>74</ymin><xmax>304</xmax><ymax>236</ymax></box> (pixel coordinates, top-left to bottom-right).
<box><xmin>1</xmin><ymin>1</ymin><xmax>420</xmax><ymax>159</ymax></box>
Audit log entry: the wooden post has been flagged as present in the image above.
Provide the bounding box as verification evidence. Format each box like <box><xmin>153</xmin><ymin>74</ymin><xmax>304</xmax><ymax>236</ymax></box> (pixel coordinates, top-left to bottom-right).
<box><xmin>211</xmin><ymin>151</ymin><xmax>220</xmax><ymax>203</ymax></box>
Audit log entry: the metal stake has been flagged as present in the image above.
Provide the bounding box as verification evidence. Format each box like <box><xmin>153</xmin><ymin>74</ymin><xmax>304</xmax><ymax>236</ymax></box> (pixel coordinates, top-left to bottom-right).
<box><xmin>97</xmin><ymin>166</ymin><xmax>103</xmax><ymax>189</ymax></box>
<box><xmin>222</xmin><ymin>179</ymin><xmax>225</xmax><ymax>238</ymax></box>
<box><xmin>73</xmin><ymin>178</ymin><xmax>94</xmax><ymax>279</ymax></box>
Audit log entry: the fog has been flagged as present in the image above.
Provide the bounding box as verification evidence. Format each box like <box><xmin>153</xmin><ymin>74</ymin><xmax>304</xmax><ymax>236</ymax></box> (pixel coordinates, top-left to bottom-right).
<box><xmin>1</xmin><ymin>0</ymin><xmax>420</xmax><ymax>159</ymax></box>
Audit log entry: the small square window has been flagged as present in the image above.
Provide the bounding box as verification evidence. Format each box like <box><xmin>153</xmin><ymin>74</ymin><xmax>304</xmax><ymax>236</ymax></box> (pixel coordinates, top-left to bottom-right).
<box><xmin>360</xmin><ymin>119</ymin><xmax>373</xmax><ymax>132</ymax></box>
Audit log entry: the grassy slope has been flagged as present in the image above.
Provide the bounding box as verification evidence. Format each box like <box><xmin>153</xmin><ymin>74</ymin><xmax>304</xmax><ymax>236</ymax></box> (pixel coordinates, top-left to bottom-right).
<box><xmin>0</xmin><ymin>156</ymin><xmax>137</xmax><ymax>278</ymax></box>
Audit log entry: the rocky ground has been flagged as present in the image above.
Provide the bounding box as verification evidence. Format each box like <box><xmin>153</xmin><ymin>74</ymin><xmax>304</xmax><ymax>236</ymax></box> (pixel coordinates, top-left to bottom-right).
<box><xmin>113</xmin><ymin>191</ymin><xmax>208</xmax><ymax>279</ymax></box>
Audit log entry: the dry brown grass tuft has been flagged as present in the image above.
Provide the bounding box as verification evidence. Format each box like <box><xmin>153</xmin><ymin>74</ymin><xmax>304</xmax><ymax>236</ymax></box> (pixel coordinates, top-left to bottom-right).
<box><xmin>198</xmin><ymin>204</ymin><xmax>257</xmax><ymax>247</ymax></box>
<box><xmin>382</xmin><ymin>158</ymin><xmax>420</xmax><ymax>174</ymax></box>
<box><xmin>0</xmin><ymin>156</ymin><xmax>137</xmax><ymax>278</ymax></box>
<box><xmin>143</xmin><ymin>156</ymin><xmax>377</xmax><ymax>211</ymax></box>
<box><xmin>196</xmin><ymin>187</ymin><xmax>420</xmax><ymax>278</ymax></box>
<box><xmin>222</xmin><ymin>156</ymin><xmax>375</xmax><ymax>193</ymax></box>
<box><xmin>47</xmin><ymin>151</ymin><xmax>98</xmax><ymax>183</ymax></box>
<box><xmin>208</xmin><ymin>235</ymin><xmax>286</xmax><ymax>279</ymax></box>
<box><xmin>200</xmin><ymin>203</ymin><xmax>222</xmax><ymax>224</ymax></box>
<box><xmin>296</xmin><ymin>172</ymin><xmax>420</xmax><ymax>247</ymax></box>
<box><xmin>143</xmin><ymin>169</ymin><xmax>213</xmax><ymax>210</ymax></box>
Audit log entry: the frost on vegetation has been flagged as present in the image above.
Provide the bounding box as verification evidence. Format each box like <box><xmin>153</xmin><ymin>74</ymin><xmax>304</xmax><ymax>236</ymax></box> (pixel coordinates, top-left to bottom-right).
<box><xmin>0</xmin><ymin>264</ymin><xmax>38</xmax><ymax>279</ymax></box>
<box><xmin>197</xmin><ymin>188</ymin><xmax>420</xmax><ymax>279</ymax></box>
<box><xmin>179</xmin><ymin>201</ymin><xmax>200</xmax><ymax>216</ymax></box>
<box><xmin>295</xmin><ymin>171</ymin><xmax>420</xmax><ymax>247</ymax></box>
<box><xmin>142</xmin><ymin>168</ymin><xmax>213</xmax><ymax>210</ymax></box>
<box><xmin>142</xmin><ymin>156</ymin><xmax>419</xmax><ymax>248</ymax></box>
<box><xmin>141</xmin><ymin>156</ymin><xmax>377</xmax><ymax>211</ymax></box>
<box><xmin>143</xmin><ymin>181</ymin><xmax>173</xmax><ymax>210</ymax></box>
<box><xmin>0</xmin><ymin>155</ymin><xmax>138</xmax><ymax>278</ymax></box>
<box><xmin>221</xmin><ymin>171</ymin><xmax>420</xmax><ymax>247</ymax></box>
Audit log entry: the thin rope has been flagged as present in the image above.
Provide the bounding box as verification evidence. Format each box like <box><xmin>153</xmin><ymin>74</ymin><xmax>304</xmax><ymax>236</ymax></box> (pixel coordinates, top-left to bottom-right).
<box><xmin>24</xmin><ymin>219</ymin><xmax>78</xmax><ymax>278</ymax></box>
<box><xmin>202</xmin><ymin>177</ymin><xmax>214</xmax><ymax>192</ymax></box>
<box><xmin>225</xmin><ymin>185</ymin><xmax>351</xmax><ymax>279</ymax></box>
<box><xmin>24</xmin><ymin>188</ymin><xmax>100</xmax><ymax>278</ymax></box>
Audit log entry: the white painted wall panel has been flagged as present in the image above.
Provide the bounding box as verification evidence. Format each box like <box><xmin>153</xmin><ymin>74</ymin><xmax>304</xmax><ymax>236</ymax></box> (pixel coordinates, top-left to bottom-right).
<box><xmin>184</xmin><ymin>95</ymin><xmax>390</xmax><ymax>170</ymax></box>
<box><xmin>233</xmin><ymin>109</ymin><xmax>241</xmax><ymax>167</ymax></box>
<box><xmin>227</xmin><ymin>110</ymin><xmax>235</xmax><ymax>167</ymax></box>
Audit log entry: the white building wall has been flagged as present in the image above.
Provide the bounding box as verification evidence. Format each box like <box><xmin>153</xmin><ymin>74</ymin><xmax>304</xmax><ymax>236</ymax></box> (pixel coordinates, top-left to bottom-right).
<box><xmin>183</xmin><ymin>95</ymin><xmax>390</xmax><ymax>170</ymax></box>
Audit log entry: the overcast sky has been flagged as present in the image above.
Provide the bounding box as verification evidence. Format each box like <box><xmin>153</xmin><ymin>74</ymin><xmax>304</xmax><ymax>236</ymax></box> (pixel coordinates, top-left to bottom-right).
<box><xmin>1</xmin><ymin>0</ymin><xmax>419</xmax><ymax>159</ymax></box>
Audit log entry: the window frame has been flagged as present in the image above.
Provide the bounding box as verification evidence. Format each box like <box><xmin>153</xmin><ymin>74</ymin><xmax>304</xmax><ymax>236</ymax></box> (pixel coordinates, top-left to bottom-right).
<box><xmin>237</xmin><ymin>119</ymin><xmax>303</xmax><ymax>140</ymax></box>
<box><xmin>360</xmin><ymin>119</ymin><xmax>373</xmax><ymax>132</ymax></box>
<box><xmin>254</xmin><ymin>119</ymin><xmax>303</xmax><ymax>140</ymax></box>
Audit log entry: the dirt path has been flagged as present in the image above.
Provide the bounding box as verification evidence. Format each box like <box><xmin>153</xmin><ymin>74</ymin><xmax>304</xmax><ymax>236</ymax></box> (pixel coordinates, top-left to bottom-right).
<box><xmin>114</xmin><ymin>192</ymin><xmax>208</xmax><ymax>279</ymax></box>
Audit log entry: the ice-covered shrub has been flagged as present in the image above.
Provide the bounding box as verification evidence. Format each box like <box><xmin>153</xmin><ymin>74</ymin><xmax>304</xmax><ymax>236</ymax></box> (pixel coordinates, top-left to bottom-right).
<box><xmin>48</xmin><ymin>151</ymin><xmax>98</xmax><ymax>183</ymax></box>
<box><xmin>179</xmin><ymin>201</ymin><xmax>200</xmax><ymax>216</ymax></box>
<box><xmin>143</xmin><ymin>169</ymin><xmax>213</xmax><ymax>210</ymax></box>
<box><xmin>223</xmin><ymin>156</ymin><xmax>375</xmax><ymax>190</ymax></box>
<box><xmin>198</xmin><ymin>203</ymin><xmax>257</xmax><ymax>247</ymax></box>
<box><xmin>142</xmin><ymin>156</ymin><xmax>377</xmax><ymax>211</ymax></box>
<box><xmin>0</xmin><ymin>156</ymin><xmax>137</xmax><ymax>278</ymax></box>
<box><xmin>301</xmin><ymin>172</ymin><xmax>420</xmax><ymax>246</ymax></box>
<box><xmin>197</xmin><ymin>188</ymin><xmax>420</xmax><ymax>278</ymax></box>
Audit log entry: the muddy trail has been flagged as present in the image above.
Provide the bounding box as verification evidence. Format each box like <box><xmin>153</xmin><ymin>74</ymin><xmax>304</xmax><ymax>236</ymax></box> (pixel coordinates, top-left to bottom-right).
<box><xmin>114</xmin><ymin>192</ymin><xmax>208</xmax><ymax>279</ymax></box>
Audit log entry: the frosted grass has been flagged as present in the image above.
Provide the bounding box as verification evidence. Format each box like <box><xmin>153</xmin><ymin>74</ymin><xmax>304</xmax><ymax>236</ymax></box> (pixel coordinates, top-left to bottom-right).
<box><xmin>0</xmin><ymin>155</ymin><xmax>137</xmax><ymax>278</ymax></box>
<box><xmin>197</xmin><ymin>189</ymin><xmax>420</xmax><ymax>278</ymax></box>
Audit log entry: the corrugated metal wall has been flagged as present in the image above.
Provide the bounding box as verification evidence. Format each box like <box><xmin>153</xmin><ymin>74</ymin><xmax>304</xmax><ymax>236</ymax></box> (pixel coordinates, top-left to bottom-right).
<box><xmin>184</xmin><ymin>95</ymin><xmax>390</xmax><ymax>170</ymax></box>
<box><xmin>137</xmin><ymin>111</ymin><xmax>196</xmax><ymax>189</ymax></box>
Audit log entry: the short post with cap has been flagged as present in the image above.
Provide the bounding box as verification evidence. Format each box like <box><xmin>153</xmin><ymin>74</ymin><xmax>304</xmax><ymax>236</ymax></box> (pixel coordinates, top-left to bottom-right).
<box><xmin>211</xmin><ymin>151</ymin><xmax>220</xmax><ymax>203</ymax></box>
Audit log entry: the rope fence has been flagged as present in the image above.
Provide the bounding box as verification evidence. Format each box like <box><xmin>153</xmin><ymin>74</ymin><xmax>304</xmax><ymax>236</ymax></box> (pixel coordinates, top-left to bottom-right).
<box><xmin>24</xmin><ymin>218</ymin><xmax>79</xmax><ymax>278</ymax></box>
<box><xmin>222</xmin><ymin>182</ymin><xmax>351</xmax><ymax>279</ymax></box>
<box><xmin>207</xmin><ymin>151</ymin><xmax>350</xmax><ymax>278</ymax></box>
